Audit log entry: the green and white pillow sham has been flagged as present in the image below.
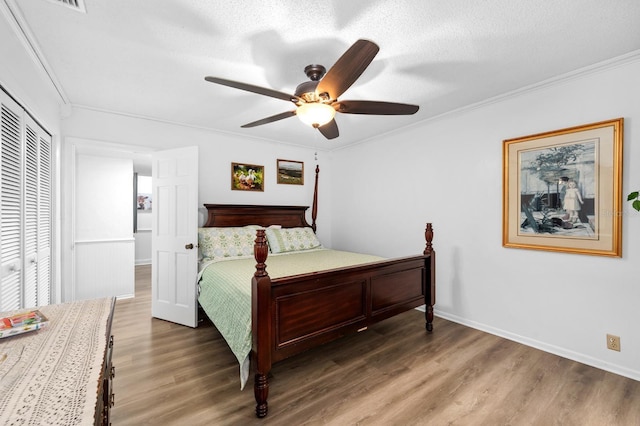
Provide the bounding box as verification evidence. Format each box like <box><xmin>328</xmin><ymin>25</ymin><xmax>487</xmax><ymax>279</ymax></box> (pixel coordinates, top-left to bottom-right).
<box><xmin>198</xmin><ymin>226</ymin><xmax>258</xmax><ymax>260</ymax></box>
<box><xmin>265</xmin><ymin>227</ymin><xmax>322</xmax><ymax>254</ymax></box>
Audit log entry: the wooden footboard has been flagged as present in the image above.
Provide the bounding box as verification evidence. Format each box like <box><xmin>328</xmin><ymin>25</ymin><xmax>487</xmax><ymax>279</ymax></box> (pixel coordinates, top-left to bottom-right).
<box><xmin>251</xmin><ymin>224</ymin><xmax>435</xmax><ymax>418</ymax></box>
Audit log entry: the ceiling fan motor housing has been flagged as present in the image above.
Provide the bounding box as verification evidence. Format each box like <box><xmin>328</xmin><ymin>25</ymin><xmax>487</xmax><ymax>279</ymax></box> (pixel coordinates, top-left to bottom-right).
<box><xmin>295</xmin><ymin>80</ymin><xmax>320</xmax><ymax>102</ymax></box>
<box><xmin>296</xmin><ymin>64</ymin><xmax>330</xmax><ymax>103</ymax></box>
<box><xmin>304</xmin><ymin>64</ymin><xmax>326</xmax><ymax>81</ymax></box>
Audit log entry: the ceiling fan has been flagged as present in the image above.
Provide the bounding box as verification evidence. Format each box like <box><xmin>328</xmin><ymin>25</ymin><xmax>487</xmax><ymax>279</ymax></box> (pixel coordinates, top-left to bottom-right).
<box><xmin>204</xmin><ymin>39</ymin><xmax>419</xmax><ymax>140</ymax></box>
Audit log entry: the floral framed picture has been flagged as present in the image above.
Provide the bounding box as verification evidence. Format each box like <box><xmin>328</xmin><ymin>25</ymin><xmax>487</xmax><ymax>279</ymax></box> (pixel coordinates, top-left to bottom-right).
<box><xmin>231</xmin><ymin>162</ymin><xmax>264</xmax><ymax>191</ymax></box>
<box><xmin>277</xmin><ymin>159</ymin><xmax>304</xmax><ymax>185</ymax></box>
<box><xmin>136</xmin><ymin>175</ymin><xmax>152</xmax><ymax>211</ymax></box>
<box><xmin>502</xmin><ymin>118</ymin><xmax>623</xmax><ymax>257</ymax></box>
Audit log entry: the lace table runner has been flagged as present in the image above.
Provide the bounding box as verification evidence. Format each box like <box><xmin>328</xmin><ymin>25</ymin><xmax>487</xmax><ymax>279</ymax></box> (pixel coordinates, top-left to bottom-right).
<box><xmin>0</xmin><ymin>297</ymin><xmax>114</xmax><ymax>425</ymax></box>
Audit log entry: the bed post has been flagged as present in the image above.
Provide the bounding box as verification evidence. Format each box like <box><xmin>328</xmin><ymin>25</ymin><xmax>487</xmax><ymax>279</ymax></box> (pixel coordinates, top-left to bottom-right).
<box><xmin>252</xmin><ymin>229</ymin><xmax>272</xmax><ymax>418</ymax></box>
<box><xmin>311</xmin><ymin>165</ymin><xmax>319</xmax><ymax>232</ymax></box>
<box><xmin>423</xmin><ymin>223</ymin><xmax>436</xmax><ymax>332</ymax></box>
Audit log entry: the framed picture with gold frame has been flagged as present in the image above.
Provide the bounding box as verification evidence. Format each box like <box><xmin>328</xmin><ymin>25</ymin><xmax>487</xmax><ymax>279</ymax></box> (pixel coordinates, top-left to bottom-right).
<box><xmin>231</xmin><ymin>162</ymin><xmax>264</xmax><ymax>191</ymax></box>
<box><xmin>502</xmin><ymin>118</ymin><xmax>623</xmax><ymax>257</ymax></box>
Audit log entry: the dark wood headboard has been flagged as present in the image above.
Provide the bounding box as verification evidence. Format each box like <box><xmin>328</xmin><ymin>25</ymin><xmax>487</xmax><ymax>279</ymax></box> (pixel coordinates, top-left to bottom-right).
<box><xmin>203</xmin><ymin>204</ymin><xmax>313</xmax><ymax>229</ymax></box>
<box><xmin>203</xmin><ymin>165</ymin><xmax>320</xmax><ymax>231</ymax></box>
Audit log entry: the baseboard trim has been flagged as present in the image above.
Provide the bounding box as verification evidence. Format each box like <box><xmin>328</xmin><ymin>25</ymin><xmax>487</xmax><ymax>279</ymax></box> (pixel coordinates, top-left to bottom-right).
<box><xmin>434</xmin><ymin>309</ymin><xmax>640</xmax><ymax>382</ymax></box>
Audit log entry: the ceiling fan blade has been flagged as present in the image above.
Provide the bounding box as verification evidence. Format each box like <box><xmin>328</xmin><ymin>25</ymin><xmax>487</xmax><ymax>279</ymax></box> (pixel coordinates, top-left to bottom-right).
<box><xmin>335</xmin><ymin>100</ymin><xmax>419</xmax><ymax>115</ymax></box>
<box><xmin>316</xmin><ymin>39</ymin><xmax>379</xmax><ymax>100</ymax></box>
<box><xmin>317</xmin><ymin>119</ymin><xmax>339</xmax><ymax>139</ymax></box>
<box><xmin>205</xmin><ymin>76</ymin><xmax>299</xmax><ymax>103</ymax></box>
<box><xmin>241</xmin><ymin>110</ymin><xmax>296</xmax><ymax>128</ymax></box>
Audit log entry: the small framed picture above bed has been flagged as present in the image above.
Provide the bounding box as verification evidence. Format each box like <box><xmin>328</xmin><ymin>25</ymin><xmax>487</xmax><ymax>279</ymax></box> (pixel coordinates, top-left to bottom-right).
<box><xmin>231</xmin><ymin>162</ymin><xmax>264</xmax><ymax>191</ymax></box>
<box><xmin>276</xmin><ymin>159</ymin><xmax>304</xmax><ymax>185</ymax></box>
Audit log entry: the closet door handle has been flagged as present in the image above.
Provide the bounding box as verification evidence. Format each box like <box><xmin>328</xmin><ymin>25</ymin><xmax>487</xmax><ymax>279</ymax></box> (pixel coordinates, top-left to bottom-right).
<box><xmin>185</xmin><ymin>243</ymin><xmax>194</xmax><ymax>250</ymax></box>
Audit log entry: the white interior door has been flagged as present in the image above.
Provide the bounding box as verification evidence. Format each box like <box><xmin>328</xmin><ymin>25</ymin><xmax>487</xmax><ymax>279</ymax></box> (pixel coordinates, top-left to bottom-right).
<box><xmin>151</xmin><ymin>146</ymin><xmax>199</xmax><ymax>327</ymax></box>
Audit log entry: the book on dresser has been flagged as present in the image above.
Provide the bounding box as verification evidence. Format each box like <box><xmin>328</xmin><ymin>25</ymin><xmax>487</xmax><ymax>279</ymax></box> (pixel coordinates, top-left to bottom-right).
<box><xmin>0</xmin><ymin>310</ymin><xmax>49</xmax><ymax>338</ymax></box>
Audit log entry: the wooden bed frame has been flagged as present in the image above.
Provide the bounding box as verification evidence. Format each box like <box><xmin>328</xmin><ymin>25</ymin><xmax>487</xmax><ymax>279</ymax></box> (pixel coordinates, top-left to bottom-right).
<box><xmin>202</xmin><ymin>203</ymin><xmax>435</xmax><ymax>418</ymax></box>
<box><xmin>202</xmin><ymin>163</ymin><xmax>435</xmax><ymax>418</ymax></box>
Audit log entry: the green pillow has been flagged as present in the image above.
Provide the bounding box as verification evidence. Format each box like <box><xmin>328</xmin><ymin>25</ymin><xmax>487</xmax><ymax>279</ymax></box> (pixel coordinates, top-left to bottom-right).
<box><xmin>198</xmin><ymin>226</ymin><xmax>258</xmax><ymax>260</ymax></box>
<box><xmin>265</xmin><ymin>227</ymin><xmax>322</xmax><ymax>254</ymax></box>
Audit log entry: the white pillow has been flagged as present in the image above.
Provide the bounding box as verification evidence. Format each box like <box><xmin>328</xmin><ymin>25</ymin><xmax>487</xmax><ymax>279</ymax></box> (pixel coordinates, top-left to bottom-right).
<box><xmin>265</xmin><ymin>227</ymin><xmax>321</xmax><ymax>254</ymax></box>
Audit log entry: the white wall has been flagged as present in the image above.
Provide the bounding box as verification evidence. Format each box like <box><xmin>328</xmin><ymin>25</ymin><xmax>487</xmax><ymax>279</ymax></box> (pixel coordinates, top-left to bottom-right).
<box><xmin>60</xmin><ymin>109</ymin><xmax>333</xmax><ymax>287</ymax></box>
<box><xmin>135</xmin><ymin>207</ymin><xmax>152</xmax><ymax>265</ymax></box>
<box><xmin>72</xmin><ymin>153</ymin><xmax>135</xmax><ymax>300</ymax></box>
<box><xmin>134</xmin><ymin>174</ymin><xmax>153</xmax><ymax>264</ymax></box>
<box><xmin>75</xmin><ymin>154</ymin><xmax>133</xmax><ymax>240</ymax></box>
<box><xmin>330</xmin><ymin>55</ymin><xmax>640</xmax><ymax>380</ymax></box>
<box><xmin>61</xmin><ymin>109</ymin><xmax>332</xmax><ymax>237</ymax></box>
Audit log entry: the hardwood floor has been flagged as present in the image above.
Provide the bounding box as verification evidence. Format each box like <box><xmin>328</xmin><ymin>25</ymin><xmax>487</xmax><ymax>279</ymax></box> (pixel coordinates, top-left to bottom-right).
<box><xmin>111</xmin><ymin>265</ymin><xmax>640</xmax><ymax>425</ymax></box>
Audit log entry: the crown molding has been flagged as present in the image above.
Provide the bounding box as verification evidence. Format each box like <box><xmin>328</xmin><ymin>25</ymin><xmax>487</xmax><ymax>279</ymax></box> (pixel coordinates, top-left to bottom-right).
<box><xmin>331</xmin><ymin>49</ymin><xmax>640</xmax><ymax>152</ymax></box>
<box><xmin>428</xmin><ymin>49</ymin><xmax>640</xmax><ymax>123</ymax></box>
<box><xmin>1</xmin><ymin>0</ymin><xmax>69</xmax><ymax>104</ymax></box>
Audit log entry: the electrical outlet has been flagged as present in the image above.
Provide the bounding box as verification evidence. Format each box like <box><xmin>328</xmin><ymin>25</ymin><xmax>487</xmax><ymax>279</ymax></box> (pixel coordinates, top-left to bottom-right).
<box><xmin>607</xmin><ymin>334</ymin><xmax>620</xmax><ymax>352</ymax></box>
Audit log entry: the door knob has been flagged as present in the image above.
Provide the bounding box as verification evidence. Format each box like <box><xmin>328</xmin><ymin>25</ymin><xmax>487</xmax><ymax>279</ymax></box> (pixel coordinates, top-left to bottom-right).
<box><xmin>185</xmin><ymin>243</ymin><xmax>194</xmax><ymax>250</ymax></box>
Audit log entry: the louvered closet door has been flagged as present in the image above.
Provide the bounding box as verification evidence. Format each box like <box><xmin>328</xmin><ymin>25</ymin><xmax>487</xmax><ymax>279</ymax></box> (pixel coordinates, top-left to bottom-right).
<box><xmin>0</xmin><ymin>90</ymin><xmax>52</xmax><ymax>311</ymax></box>
<box><xmin>24</xmin><ymin>115</ymin><xmax>52</xmax><ymax>307</ymax></box>
<box><xmin>0</xmin><ymin>94</ymin><xmax>23</xmax><ymax>311</ymax></box>
<box><xmin>36</xmin><ymin>130</ymin><xmax>52</xmax><ymax>306</ymax></box>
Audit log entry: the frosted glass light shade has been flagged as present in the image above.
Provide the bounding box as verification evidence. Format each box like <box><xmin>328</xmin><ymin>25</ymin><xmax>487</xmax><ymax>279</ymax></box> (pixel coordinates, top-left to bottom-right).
<box><xmin>296</xmin><ymin>103</ymin><xmax>336</xmax><ymax>127</ymax></box>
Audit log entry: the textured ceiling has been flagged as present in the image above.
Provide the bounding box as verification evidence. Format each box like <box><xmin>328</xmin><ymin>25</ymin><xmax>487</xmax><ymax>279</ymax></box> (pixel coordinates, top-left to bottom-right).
<box><xmin>5</xmin><ymin>0</ymin><xmax>640</xmax><ymax>149</ymax></box>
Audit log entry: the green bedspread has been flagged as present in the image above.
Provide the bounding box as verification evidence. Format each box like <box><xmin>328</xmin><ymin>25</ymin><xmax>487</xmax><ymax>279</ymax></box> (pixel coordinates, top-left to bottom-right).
<box><xmin>197</xmin><ymin>248</ymin><xmax>384</xmax><ymax>389</ymax></box>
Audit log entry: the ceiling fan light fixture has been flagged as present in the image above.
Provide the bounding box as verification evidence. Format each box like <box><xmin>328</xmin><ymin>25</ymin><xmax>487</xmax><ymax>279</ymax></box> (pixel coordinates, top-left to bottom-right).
<box><xmin>296</xmin><ymin>103</ymin><xmax>336</xmax><ymax>127</ymax></box>
<box><xmin>204</xmin><ymin>40</ymin><xmax>417</xmax><ymax>139</ymax></box>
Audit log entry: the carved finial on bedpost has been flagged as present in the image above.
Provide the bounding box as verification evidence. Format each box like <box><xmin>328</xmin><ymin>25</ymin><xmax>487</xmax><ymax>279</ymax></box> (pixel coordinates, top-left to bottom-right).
<box><xmin>254</xmin><ymin>229</ymin><xmax>268</xmax><ymax>277</ymax></box>
<box><xmin>424</xmin><ymin>223</ymin><xmax>434</xmax><ymax>255</ymax></box>
<box><xmin>311</xmin><ymin>165</ymin><xmax>319</xmax><ymax>232</ymax></box>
